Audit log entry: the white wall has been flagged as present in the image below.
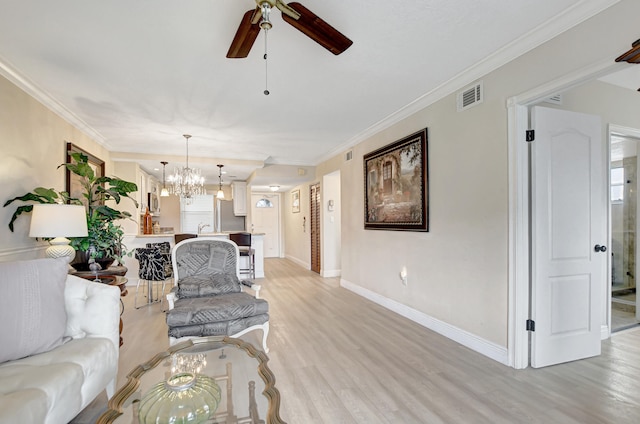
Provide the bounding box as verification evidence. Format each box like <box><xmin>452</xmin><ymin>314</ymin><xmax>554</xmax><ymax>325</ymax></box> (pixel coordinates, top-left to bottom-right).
<box><xmin>307</xmin><ymin>0</ymin><xmax>640</xmax><ymax>353</ymax></box>
<box><xmin>284</xmin><ymin>184</ymin><xmax>311</xmax><ymax>268</ymax></box>
<box><xmin>321</xmin><ymin>171</ymin><xmax>341</xmax><ymax>277</ymax></box>
<box><xmin>0</xmin><ymin>74</ymin><xmax>111</xmax><ymax>261</ymax></box>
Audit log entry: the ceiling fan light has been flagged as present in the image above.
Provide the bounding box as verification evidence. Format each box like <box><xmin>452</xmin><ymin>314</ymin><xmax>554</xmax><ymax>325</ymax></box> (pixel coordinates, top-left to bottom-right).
<box><xmin>259</xmin><ymin>3</ymin><xmax>272</xmax><ymax>30</ymax></box>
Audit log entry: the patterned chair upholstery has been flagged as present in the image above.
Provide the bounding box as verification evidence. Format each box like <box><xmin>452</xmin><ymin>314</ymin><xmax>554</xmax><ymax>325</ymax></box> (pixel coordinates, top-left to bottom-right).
<box><xmin>134</xmin><ymin>246</ymin><xmax>172</xmax><ymax>309</ymax></box>
<box><xmin>166</xmin><ymin>238</ymin><xmax>269</xmax><ymax>352</ymax></box>
<box><xmin>146</xmin><ymin>241</ymin><xmax>173</xmax><ymax>278</ymax></box>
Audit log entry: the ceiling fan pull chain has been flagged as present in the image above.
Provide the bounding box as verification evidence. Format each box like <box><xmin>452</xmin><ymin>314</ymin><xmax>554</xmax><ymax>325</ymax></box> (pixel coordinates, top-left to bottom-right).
<box><xmin>264</xmin><ymin>29</ymin><xmax>269</xmax><ymax>96</ymax></box>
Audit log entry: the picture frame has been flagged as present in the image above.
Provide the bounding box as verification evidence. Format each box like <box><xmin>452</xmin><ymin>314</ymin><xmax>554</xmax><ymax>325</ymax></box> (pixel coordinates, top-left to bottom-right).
<box><xmin>363</xmin><ymin>128</ymin><xmax>428</xmax><ymax>231</ymax></box>
<box><xmin>65</xmin><ymin>142</ymin><xmax>105</xmax><ymax>207</ymax></box>
<box><xmin>291</xmin><ymin>189</ymin><xmax>300</xmax><ymax>213</ymax></box>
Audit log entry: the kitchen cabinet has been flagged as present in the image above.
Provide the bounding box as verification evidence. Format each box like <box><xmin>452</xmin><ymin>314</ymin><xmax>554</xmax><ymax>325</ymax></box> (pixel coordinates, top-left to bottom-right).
<box><xmin>232</xmin><ymin>181</ymin><xmax>247</xmax><ymax>216</ymax></box>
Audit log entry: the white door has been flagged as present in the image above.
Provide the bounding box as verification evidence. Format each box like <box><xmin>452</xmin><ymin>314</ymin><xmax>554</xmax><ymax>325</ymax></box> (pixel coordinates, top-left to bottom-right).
<box><xmin>531</xmin><ymin>106</ymin><xmax>605</xmax><ymax>368</ymax></box>
<box><xmin>251</xmin><ymin>193</ymin><xmax>280</xmax><ymax>258</ymax></box>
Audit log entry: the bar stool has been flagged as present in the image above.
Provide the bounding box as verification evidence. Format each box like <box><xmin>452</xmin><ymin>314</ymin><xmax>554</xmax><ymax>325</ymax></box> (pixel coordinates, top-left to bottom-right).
<box><xmin>174</xmin><ymin>233</ymin><xmax>197</xmax><ymax>244</ymax></box>
<box><xmin>134</xmin><ymin>247</ymin><xmax>172</xmax><ymax>309</ymax></box>
<box><xmin>229</xmin><ymin>232</ymin><xmax>255</xmax><ymax>280</ymax></box>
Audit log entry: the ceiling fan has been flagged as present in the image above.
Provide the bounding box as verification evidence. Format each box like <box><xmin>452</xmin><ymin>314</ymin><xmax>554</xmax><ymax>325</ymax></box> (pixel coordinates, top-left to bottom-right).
<box><xmin>226</xmin><ymin>0</ymin><xmax>353</xmax><ymax>58</ymax></box>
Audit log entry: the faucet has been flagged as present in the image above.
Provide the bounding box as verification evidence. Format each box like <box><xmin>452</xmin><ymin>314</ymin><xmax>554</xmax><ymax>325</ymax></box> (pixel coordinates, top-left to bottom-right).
<box><xmin>198</xmin><ymin>223</ymin><xmax>211</xmax><ymax>234</ymax></box>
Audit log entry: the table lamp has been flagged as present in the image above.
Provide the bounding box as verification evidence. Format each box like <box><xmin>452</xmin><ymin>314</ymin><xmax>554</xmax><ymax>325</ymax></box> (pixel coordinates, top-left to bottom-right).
<box><xmin>29</xmin><ymin>204</ymin><xmax>88</xmax><ymax>263</ymax></box>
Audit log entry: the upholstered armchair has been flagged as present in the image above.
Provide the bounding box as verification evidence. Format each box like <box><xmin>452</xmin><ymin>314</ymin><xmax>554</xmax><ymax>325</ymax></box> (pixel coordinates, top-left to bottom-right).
<box><xmin>166</xmin><ymin>238</ymin><xmax>269</xmax><ymax>352</ymax></box>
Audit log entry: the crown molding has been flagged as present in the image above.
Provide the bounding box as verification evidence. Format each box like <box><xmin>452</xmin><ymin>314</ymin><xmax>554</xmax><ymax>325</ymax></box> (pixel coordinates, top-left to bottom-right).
<box><xmin>0</xmin><ymin>55</ymin><xmax>109</xmax><ymax>147</ymax></box>
<box><xmin>317</xmin><ymin>0</ymin><xmax>621</xmax><ymax>165</ymax></box>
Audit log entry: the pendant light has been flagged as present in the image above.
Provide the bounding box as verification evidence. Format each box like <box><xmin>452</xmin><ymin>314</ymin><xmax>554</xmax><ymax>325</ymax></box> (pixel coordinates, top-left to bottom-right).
<box><xmin>168</xmin><ymin>134</ymin><xmax>204</xmax><ymax>204</ymax></box>
<box><xmin>216</xmin><ymin>164</ymin><xmax>225</xmax><ymax>199</ymax></box>
<box><xmin>160</xmin><ymin>161</ymin><xmax>169</xmax><ymax>197</ymax></box>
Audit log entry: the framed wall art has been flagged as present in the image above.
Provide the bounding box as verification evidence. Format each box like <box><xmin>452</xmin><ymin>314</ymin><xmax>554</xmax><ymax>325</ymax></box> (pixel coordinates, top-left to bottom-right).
<box><xmin>291</xmin><ymin>189</ymin><xmax>300</xmax><ymax>213</ymax></box>
<box><xmin>363</xmin><ymin>128</ymin><xmax>428</xmax><ymax>231</ymax></box>
<box><xmin>65</xmin><ymin>142</ymin><xmax>105</xmax><ymax>207</ymax></box>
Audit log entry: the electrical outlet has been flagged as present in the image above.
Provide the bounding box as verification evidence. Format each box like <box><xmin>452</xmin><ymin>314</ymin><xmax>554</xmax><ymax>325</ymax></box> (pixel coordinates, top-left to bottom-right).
<box><xmin>400</xmin><ymin>267</ymin><xmax>408</xmax><ymax>286</ymax></box>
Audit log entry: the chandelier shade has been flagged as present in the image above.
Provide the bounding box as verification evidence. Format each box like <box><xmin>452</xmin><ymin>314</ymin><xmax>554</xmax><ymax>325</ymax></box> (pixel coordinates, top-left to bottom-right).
<box><xmin>168</xmin><ymin>134</ymin><xmax>204</xmax><ymax>204</ymax></box>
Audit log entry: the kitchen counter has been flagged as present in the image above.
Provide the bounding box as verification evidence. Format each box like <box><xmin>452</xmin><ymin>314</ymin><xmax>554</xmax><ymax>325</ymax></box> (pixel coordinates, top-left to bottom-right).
<box><xmin>196</xmin><ymin>233</ymin><xmax>265</xmax><ymax>278</ymax></box>
<box><xmin>121</xmin><ymin>233</ymin><xmax>265</xmax><ymax>280</ymax></box>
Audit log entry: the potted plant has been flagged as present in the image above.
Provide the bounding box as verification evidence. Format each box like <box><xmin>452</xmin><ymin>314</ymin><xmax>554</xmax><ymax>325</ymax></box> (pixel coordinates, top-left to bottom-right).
<box><xmin>4</xmin><ymin>152</ymin><xmax>138</xmax><ymax>270</ymax></box>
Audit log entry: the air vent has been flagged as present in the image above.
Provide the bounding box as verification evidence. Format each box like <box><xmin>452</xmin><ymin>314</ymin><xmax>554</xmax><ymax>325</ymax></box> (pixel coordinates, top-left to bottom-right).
<box><xmin>544</xmin><ymin>94</ymin><xmax>563</xmax><ymax>105</ymax></box>
<box><xmin>457</xmin><ymin>81</ymin><xmax>483</xmax><ymax>111</ymax></box>
<box><xmin>345</xmin><ymin>150</ymin><xmax>353</xmax><ymax>161</ymax></box>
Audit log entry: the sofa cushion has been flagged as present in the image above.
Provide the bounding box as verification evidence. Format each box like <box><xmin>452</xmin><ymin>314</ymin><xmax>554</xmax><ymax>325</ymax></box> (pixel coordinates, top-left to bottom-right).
<box><xmin>0</xmin><ymin>361</ymin><xmax>84</xmax><ymax>424</ymax></box>
<box><xmin>167</xmin><ymin>292</ymin><xmax>268</xmax><ymax>327</ymax></box>
<box><xmin>0</xmin><ymin>258</ymin><xmax>69</xmax><ymax>363</ymax></box>
<box><xmin>0</xmin><ymin>389</ymin><xmax>48</xmax><ymax>424</ymax></box>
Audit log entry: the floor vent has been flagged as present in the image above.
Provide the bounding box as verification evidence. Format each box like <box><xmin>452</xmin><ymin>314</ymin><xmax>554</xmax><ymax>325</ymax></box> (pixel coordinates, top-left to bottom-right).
<box><xmin>544</xmin><ymin>94</ymin><xmax>563</xmax><ymax>105</ymax></box>
<box><xmin>457</xmin><ymin>81</ymin><xmax>483</xmax><ymax>111</ymax></box>
<box><xmin>345</xmin><ymin>150</ymin><xmax>353</xmax><ymax>161</ymax></box>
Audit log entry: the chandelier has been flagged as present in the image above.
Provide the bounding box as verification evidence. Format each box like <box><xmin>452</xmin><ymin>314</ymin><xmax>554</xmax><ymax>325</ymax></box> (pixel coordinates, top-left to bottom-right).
<box><xmin>168</xmin><ymin>134</ymin><xmax>204</xmax><ymax>204</ymax></box>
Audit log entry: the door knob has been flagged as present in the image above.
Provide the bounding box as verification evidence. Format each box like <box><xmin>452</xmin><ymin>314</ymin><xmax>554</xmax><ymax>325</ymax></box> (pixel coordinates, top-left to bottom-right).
<box><xmin>594</xmin><ymin>244</ymin><xmax>607</xmax><ymax>253</ymax></box>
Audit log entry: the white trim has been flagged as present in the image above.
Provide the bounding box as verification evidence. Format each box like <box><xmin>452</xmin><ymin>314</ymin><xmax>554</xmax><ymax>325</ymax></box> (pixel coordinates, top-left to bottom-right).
<box><xmin>507</xmin><ymin>104</ymin><xmax>531</xmax><ymax>369</ymax></box>
<box><xmin>0</xmin><ymin>245</ymin><xmax>44</xmax><ymax>260</ymax></box>
<box><xmin>601</xmin><ymin>324</ymin><xmax>610</xmax><ymax>340</ymax></box>
<box><xmin>317</xmin><ymin>0</ymin><xmax>621</xmax><ymax>164</ymax></box>
<box><xmin>0</xmin><ymin>55</ymin><xmax>109</xmax><ymax>147</ymax></box>
<box><xmin>507</xmin><ymin>58</ymin><xmax>625</xmax><ymax>370</ymax></box>
<box><xmin>321</xmin><ymin>269</ymin><xmax>341</xmax><ymax>278</ymax></box>
<box><xmin>340</xmin><ymin>278</ymin><xmax>509</xmax><ymax>365</ymax></box>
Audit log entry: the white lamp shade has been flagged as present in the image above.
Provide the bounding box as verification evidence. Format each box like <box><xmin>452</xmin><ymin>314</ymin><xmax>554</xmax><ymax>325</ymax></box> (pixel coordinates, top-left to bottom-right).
<box><xmin>29</xmin><ymin>204</ymin><xmax>88</xmax><ymax>238</ymax></box>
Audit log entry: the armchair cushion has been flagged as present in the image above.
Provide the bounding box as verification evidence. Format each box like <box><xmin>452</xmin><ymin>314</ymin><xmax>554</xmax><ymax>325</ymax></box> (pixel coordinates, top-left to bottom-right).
<box><xmin>0</xmin><ymin>258</ymin><xmax>69</xmax><ymax>364</ymax></box>
<box><xmin>176</xmin><ymin>274</ymin><xmax>241</xmax><ymax>298</ymax></box>
<box><xmin>167</xmin><ymin>292</ymin><xmax>268</xmax><ymax>338</ymax></box>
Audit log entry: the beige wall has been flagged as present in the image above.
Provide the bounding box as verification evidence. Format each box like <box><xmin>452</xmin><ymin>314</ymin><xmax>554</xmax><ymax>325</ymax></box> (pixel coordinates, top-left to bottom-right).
<box><xmin>0</xmin><ymin>74</ymin><xmax>111</xmax><ymax>260</ymax></box>
<box><xmin>306</xmin><ymin>0</ymin><xmax>640</xmax><ymax>349</ymax></box>
<box><xmin>284</xmin><ymin>183</ymin><xmax>312</xmax><ymax>268</ymax></box>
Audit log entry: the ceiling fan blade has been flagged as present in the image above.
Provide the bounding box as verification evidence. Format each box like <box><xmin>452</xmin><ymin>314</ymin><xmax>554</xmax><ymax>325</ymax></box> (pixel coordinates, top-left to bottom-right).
<box><xmin>281</xmin><ymin>2</ymin><xmax>353</xmax><ymax>55</ymax></box>
<box><xmin>226</xmin><ymin>9</ymin><xmax>262</xmax><ymax>58</ymax></box>
<box><xmin>615</xmin><ymin>38</ymin><xmax>640</xmax><ymax>63</ymax></box>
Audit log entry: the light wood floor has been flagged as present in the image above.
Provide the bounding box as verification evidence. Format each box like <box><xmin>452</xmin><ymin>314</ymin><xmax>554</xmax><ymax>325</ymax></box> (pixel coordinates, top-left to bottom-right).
<box><xmin>115</xmin><ymin>258</ymin><xmax>640</xmax><ymax>424</ymax></box>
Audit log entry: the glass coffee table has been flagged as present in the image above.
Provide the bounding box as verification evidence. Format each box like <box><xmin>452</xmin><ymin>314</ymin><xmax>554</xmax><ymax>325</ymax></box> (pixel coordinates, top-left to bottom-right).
<box><xmin>97</xmin><ymin>336</ymin><xmax>286</xmax><ymax>424</ymax></box>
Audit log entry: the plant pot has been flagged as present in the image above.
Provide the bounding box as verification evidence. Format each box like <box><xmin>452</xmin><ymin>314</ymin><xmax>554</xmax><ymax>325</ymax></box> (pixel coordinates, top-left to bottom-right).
<box><xmin>70</xmin><ymin>250</ymin><xmax>115</xmax><ymax>272</ymax></box>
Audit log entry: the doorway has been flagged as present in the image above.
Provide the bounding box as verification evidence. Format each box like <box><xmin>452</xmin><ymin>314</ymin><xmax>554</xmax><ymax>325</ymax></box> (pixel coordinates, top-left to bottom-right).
<box><xmin>507</xmin><ymin>60</ymin><xmax>624</xmax><ymax>369</ymax></box>
<box><xmin>310</xmin><ymin>183</ymin><xmax>321</xmax><ymax>274</ymax></box>
<box><xmin>609</xmin><ymin>127</ymin><xmax>640</xmax><ymax>331</ymax></box>
<box><xmin>250</xmin><ymin>193</ymin><xmax>281</xmax><ymax>258</ymax></box>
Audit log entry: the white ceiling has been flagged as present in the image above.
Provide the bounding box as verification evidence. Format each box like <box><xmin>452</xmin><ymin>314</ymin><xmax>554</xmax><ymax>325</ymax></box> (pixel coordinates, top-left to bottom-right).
<box><xmin>0</xmin><ymin>0</ymin><xmax>626</xmax><ymax>191</ymax></box>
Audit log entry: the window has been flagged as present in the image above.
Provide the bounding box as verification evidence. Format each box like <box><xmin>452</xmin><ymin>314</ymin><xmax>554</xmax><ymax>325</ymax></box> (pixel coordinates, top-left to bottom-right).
<box><xmin>255</xmin><ymin>198</ymin><xmax>274</xmax><ymax>208</ymax></box>
<box><xmin>611</xmin><ymin>167</ymin><xmax>624</xmax><ymax>203</ymax></box>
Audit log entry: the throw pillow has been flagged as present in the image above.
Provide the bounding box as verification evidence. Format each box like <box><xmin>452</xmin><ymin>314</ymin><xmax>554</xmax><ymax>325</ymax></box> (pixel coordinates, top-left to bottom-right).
<box><xmin>0</xmin><ymin>258</ymin><xmax>69</xmax><ymax>363</ymax></box>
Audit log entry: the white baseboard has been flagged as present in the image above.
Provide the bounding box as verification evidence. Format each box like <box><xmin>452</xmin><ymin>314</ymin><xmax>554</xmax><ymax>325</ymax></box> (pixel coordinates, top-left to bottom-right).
<box><xmin>601</xmin><ymin>324</ymin><xmax>610</xmax><ymax>340</ymax></box>
<box><xmin>340</xmin><ymin>278</ymin><xmax>509</xmax><ymax>366</ymax></box>
<box><xmin>321</xmin><ymin>269</ymin><xmax>341</xmax><ymax>278</ymax></box>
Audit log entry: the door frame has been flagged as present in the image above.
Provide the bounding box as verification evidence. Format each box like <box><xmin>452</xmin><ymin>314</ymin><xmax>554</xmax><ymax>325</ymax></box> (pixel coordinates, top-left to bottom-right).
<box><xmin>610</xmin><ymin>124</ymin><xmax>640</xmax><ymax>324</ymax></box>
<box><xmin>507</xmin><ymin>58</ymin><xmax>621</xmax><ymax>369</ymax></box>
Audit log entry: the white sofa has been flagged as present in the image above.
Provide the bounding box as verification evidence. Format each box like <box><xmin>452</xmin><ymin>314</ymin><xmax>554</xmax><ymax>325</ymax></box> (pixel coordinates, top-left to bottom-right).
<box><xmin>0</xmin><ymin>258</ymin><xmax>120</xmax><ymax>424</ymax></box>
